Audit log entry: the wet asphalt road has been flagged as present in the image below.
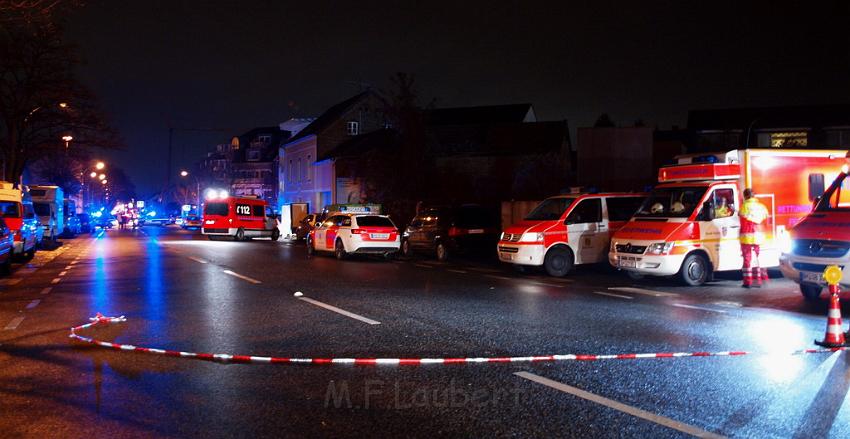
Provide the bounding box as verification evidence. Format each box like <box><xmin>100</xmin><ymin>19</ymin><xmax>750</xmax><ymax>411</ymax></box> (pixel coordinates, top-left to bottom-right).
<box><xmin>1</xmin><ymin>226</ymin><xmax>850</xmax><ymax>438</ymax></box>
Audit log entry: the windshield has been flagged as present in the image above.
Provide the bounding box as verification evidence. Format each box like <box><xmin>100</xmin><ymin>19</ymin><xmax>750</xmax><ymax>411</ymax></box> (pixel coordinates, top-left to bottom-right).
<box><xmin>33</xmin><ymin>202</ymin><xmax>51</xmax><ymax>216</ymax></box>
<box><xmin>815</xmin><ymin>172</ymin><xmax>850</xmax><ymax>212</ymax></box>
<box><xmin>204</xmin><ymin>202</ymin><xmax>228</xmax><ymax>216</ymax></box>
<box><xmin>525</xmin><ymin>198</ymin><xmax>576</xmax><ymax>221</ymax></box>
<box><xmin>0</xmin><ymin>202</ymin><xmax>20</xmax><ymax>218</ymax></box>
<box><xmin>635</xmin><ymin>186</ymin><xmax>708</xmax><ymax>218</ymax></box>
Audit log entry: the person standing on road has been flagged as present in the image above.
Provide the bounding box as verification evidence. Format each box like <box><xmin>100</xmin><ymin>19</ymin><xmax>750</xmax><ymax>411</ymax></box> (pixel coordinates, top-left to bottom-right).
<box><xmin>739</xmin><ymin>188</ymin><xmax>769</xmax><ymax>288</ymax></box>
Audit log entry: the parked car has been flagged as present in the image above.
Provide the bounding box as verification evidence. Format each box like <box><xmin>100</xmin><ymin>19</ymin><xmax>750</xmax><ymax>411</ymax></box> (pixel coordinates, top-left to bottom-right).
<box><xmin>294</xmin><ymin>213</ymin><xmax>319</xmax><ymax>241</ymax></box>
<box><xmin>78</xmin><ymin>213</ymin><xmax>92</xmax><ymax>233</ymax></box>
<box><xmin>499</xmin><ymin>192</ymin><xmax>646</xmax><ymax>277</ymax></box>
<box><xmin>402</xmin><ymin>205</ymin><xmax>500</xmax><ymax>261</ymax></box>
<box><xmin>307</xmin><ymin>214</ymin><xmax>400</xmax><ymax>259</ymax></box>
<box><xmin>0</xmin><ymin>217</ymin><xmax>14</xmax><ymax>275</ymax></box>
<box><xmin>181</xmin><ymin>213</ymin><xmax>202</xmax><ymax>230</ymax></box>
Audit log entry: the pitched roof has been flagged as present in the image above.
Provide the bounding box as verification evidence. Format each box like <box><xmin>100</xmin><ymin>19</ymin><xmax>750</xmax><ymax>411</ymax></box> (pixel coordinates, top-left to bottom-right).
<box><xmin>319</xmin><ymin>129</ymin><xmax>399</xmax><ymax>161</ymax></box>
<box><xmin>426</xmin><ymin>103</ymin><xmax>535</xmax><ymax>126</ymax></box>
<box><xmin>688</xmin><ymin>104</ymin><xmax>850</xmax><ymax>131</ymax></box>
<box><xmin>428</xmin><ymin>120</ymin><xmax>568</xmax><ymax>157</ymax></box>
<box><xmin>286</xmin><ymin>92</ymin><xmax>372</xmax><ymax>144</ymax></box>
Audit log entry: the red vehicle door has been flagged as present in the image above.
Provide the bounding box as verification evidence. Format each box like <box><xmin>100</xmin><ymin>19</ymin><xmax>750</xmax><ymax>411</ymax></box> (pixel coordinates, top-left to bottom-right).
<box><xmin>325</xmin><ymin>215</ymin><xmax>341</xmax><ymax>249</ymax></box>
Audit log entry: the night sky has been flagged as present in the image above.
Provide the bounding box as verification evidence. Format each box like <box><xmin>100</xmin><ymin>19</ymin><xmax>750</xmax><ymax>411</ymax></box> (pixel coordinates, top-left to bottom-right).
<box><xmin>64</xmin><ymin>1</ymin><xmax>850</xmax><ymax>196</ymax></box>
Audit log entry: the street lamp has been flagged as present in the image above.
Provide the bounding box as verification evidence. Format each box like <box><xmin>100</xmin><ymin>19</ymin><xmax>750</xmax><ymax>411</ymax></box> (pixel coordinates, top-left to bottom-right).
<box><xmin>98</xmin><ymin>173</ymin><xmax>106</xmax><ymax>180</ymax></box>
<box><xmin>95</xmin><ymin>162</ymin><xmax>105</xmax><ymax>170</ymax></box>
<box><xmin>90</xmin><ymin>171</ymin><xmax>97</xmax><ymax>178</ymax></box>
<box><xmin>180</xmin><ymin>170</ymin><xmax>202</xmax><ymax>216</ymax></box>
<box><xmin>62</xmin><ymin>134</ymin><xmax>73</xmax><ymax>150</ymax></box>
<box><xmin>101</xmin><ymin>179</ymin><xmax>107</xmax><ymax>185</ymax></box>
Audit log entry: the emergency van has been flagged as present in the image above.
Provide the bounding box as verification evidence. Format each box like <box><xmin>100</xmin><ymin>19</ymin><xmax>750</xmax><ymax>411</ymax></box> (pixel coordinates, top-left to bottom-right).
<box><xmin>201</xmin><ymin>192</ymin><xmax>279</xmax><ymax>241</ymax></box>
<box><xmin>779</xmin><ymin>157</ymin><xmax>850</xmax><ymax>300</ymax></box>
<box><xmin>609</xmin><ymin>149</ymin><xmax>847</xmax><ymax>286</ymax></box>
<box><xmin>0</xmin><ymin>182</ymin><xmax>37</xmax><ymax>259</ymax></box>
<box><xmin>30</xmin><ymin>185</ymin><xmax>64</xmax><ymax>241</ymax></box>
<box><xmin>498</xmin><ymin>193</ymin><xmax>646</xmax><ymax>277</ymax></box>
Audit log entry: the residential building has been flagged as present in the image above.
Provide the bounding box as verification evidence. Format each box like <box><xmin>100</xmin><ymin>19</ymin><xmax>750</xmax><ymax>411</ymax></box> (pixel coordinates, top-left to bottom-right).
<box><xmin>229</xmin><ymin>127</ymin><xmax>289</xmax><ymax>208</ymax></box>
<box><xmin>278</xmin><ymin>91</ymin><xmax>388</xmax><ymax>212</ymax></box>
<box><xmin>688</xmin><ymin>104</ymin><xmax>850</xmax><ymax>152</ymax></box>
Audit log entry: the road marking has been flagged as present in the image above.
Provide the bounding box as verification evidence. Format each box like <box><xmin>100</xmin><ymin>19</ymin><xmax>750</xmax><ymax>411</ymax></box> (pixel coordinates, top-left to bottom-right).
<box><xmin>50</xmin><ymin>278</ymin><xmax>61</xmax><ymax>284</ymax></box>
<box><xmin>40</xmin><ymin>287</ymin><xmax>51</xmax><ymax>295</ymax></box>
<box><xmin>467</xmin><ymin>267</ymin><xmax>502</xmax><ymax>273</ymax></box>
<box><xmin>58</xmin><ymin>271</ymin><xmax>67</xmax><ymax>276</ymax></box>
<box><xmin>532</xmin><ymin>281</ymin><xmax>566</xmax><ymax>288</ymax></box>
<box><xmin>673</xmin><ymin>303</ymin><xmax>726</xmax><ymax>314</ymax></box>
<box><xmin>593</xmin><ymin>291</ymin><xmax>634</xmax><ymax>300</ymax></box>
<box><xmin>0</xmin><ymin>278</ymin><xmax>22</xmax><ymax>286</ymax></box>
<box><xmin>447</xmin><ymin>269</ymin><xmax>468</xmax><ymax>274</ymax></box>
<box><xmin>609</xmin><ymin>287</ymin><xmax>677</xmax><ymax>297</ymax></box>
<box><xmin>712</xmin><ymin>301</ymin><xmax>743</xmax><ymax>308</ymax></box>
<box><xmin>484</xmin><ymin>274</ymin><xmax>513</xmax><ymax>281</ymax></box>
<box><xmin>25</xmin><ymin>299</ymin><xmax>40</xmax><ymax>310</ymax></box>
<box><xmin>222</xmin><ymin>270</ymin><xmax>262</xmax><ymax>284</ymax></box>
<box><xmin>514</xmin><ymin>372</ymin><xmax>725</xmax><ymax>439</ymax></box>
<box><xmin>188</xmin><ymin>256</ymin><xmax>208</xmax><ymax>264</ymax></box>
<box><xmin>414</xmin><ymin>264</ymin><xmax>434</xmax><ymax>269</ymax></box>
<box><xmin>297</xmin><ymin>296</ymin><xmax>381</xmax><ymax>325</ymax></box>
<box><xmin>64</xmin><ymin>265</ymin><xmax>73</xmax><ymax>270</ymax></box>
<box><xmin>3</xmin><ymin>316</ymin><xmax>24</xmax><ymax>330</ymax></box>
<box><xmin>71</xmin><ymin>259</ymin><xmax>79</xmax><ymax>264</ymax></box>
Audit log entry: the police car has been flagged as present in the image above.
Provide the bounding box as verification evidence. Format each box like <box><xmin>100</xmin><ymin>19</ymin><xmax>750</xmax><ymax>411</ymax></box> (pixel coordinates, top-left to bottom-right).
<box><xmin>307</xmin><ymin>213</ymin><xmax>400</xmax><ymax>259</ymax></box>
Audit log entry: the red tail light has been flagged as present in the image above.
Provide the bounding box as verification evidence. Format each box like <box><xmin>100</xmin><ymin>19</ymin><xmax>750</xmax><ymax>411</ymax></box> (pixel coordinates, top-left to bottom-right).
<box><xmin>351</xmin><ymin>229</ymin><xmax>363</xmax><ymax>234</ymax></box>
<box><xmin>448</xmin><ymin>227</ymin><xmax>465</xmax><ymax>237</ymax></box>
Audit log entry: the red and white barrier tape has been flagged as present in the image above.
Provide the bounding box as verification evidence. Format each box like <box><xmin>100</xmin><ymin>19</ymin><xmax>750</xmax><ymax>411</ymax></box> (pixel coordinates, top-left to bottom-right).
<box><xmin>70</xmin><ymin>314</ymin><xmax>848</xmax><ymax>365</ymax></box>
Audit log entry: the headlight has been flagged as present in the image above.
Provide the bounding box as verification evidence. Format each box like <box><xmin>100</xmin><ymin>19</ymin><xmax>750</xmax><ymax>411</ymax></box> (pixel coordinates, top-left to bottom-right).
<box><xmin>519</xmin><ymin>232</ymin><xmax>544</xmax><ymax>242</ymax></box>
<box><xmin>500</xmin><ymin>232</ymin><xmax>505</xmax><ymax>240</ymax></box>
<box><xmin>610</xmin><ymin>241</ymin><xmax>617</xmax><ymax>252</ymax></box>
<box><xmin>779</xmin><ymin>235</ymin><xmax>794</xmax><ymax>255</ymax></box>
<box><xmin>646</xmin><ymin>242</ymin><xmax>674</xmax><ymax>255</ymax></box>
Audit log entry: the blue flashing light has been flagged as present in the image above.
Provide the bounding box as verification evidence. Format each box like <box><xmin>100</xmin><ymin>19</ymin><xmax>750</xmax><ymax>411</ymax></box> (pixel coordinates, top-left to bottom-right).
<box><xmin>93</xmin><ymin>211</ymin><xmax>103</xmax><ymax>218</ymax></box>
<box><xmin>147</xmin><ymin>211</ymin><xmax>156</xmax><ymax>217</ymax></box>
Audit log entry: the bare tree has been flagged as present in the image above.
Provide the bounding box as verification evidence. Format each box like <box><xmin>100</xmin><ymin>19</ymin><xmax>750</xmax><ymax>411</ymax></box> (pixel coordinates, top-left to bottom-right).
<box><xmin>0</xmin><ymin>0</ymin><xmax>120</xmax><ymax>185</ymax></box>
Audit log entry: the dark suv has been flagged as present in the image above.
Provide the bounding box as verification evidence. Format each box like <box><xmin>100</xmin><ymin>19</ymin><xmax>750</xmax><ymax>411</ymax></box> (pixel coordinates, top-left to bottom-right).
<box><xmin>402</xmin><ymin>205</ymin><xmax>500</xmax><ymax>261</ymax></box>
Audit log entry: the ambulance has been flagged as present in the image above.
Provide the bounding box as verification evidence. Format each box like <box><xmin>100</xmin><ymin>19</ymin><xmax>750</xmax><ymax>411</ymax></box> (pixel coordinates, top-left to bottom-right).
<box><xmin>201</xmin><ymin>190</ymin><xmax>279</xmax><ymax>241</ymax></box>
<box><xmin>498</xmin><ymin>193</ymin><xmax>646</xmax><ymax>277</ymax></box>
<box><xmin>609</xmin><ymin>149</ymin><xmax>847</xmax><ymax>286</ymax></box>
<box><xmin>0</xmin><ymin>182</ymin><xmax>38</xmax><ymax>259</ymax></box>
<box><xmin>779</xmin><ymin>156</ymin><xmax>850</xmax><ymax>300</ymax></box>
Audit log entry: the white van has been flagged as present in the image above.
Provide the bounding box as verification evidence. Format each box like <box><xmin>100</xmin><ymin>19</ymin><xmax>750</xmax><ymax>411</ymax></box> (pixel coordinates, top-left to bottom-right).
<box><xmin>30</xmin><ymin>186</ymin><xmax>64</xmax><ymax>241</ymax></box>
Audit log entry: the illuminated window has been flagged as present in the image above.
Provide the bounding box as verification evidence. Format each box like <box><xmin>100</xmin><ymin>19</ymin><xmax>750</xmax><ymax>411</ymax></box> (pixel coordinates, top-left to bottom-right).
<box><xmin>769</xmin><ymin>132</ymin><xmax>807</xmax><ymax>148</ymax></box>
<box><xmin>346</xmin><ymin>121</ymin><xmax>360</xmax><ymax>136</ymax></box>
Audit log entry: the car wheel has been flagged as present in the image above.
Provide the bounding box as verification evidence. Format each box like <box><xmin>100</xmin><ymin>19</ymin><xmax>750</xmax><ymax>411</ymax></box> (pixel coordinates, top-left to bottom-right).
<box><xmin>435</xmin><ymin>242</ymin><xmax>449</xmax><ymax>262</ymax></box>
<box><xmin>800</xmin><ymin>283</ymin><xmax>823</xmax><ymax>301</ymax></box>
<box><xmin>235</xmin><ymin>228</ymin><xmax>245</xmax><ymax>241</ymax></box>
<box><xmin>271</xmin><ymin>228</ymin><xmax>280</xmax><ymax>241</ymax></box>
<box><xmin>25</xmin><ymin>247</ymin><xmax>35</xmax><ymax>260</ymax></box>
<box><xmin>306</xmin><ymin>237</ymin><xmax>315</xmax><ymax>257</ymax></box>
<box><xmin>544</xmin><ymin>246</ymin><xmax>574</xmax><ymax>277</ymax></box>
<box><xmin>0</xmin><ymin>256</ymin><xmax>11</xmax><ymax>275</ymax></box>
<box><xmin>626</xmin><ymin>271</ymin><xmax>645</xmax><ymax>281</ymax></box>
<box><xmin>335</xmin><ymin>239</ymin><xmax>347</xmax><ymax>260</ymax></box>
<box><xmin>401</xmin><ymin>239</ymin><xmax>412</xmax><ymax>257</ymax></box>
<box><xmin>679</xmin><ymin>253</ymin><xmax>709</xmax><ymax>286</ymax></box>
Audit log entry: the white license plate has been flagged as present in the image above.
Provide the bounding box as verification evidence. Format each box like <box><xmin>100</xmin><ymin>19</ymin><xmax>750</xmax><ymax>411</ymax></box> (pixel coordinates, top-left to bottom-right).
<box><xmin>618</xmin><ymin>258</ymin><xmax>636</xmax><ymax>268</ymax></box>
<box><xmin>801</xmin><ymin>271</ymin><xmax>825</xmax><ymax>285</ymax></box>
<box><xmin>468</xmin><ymin>229</ymin><xmax>484</xmax><ymax>234</ymax></box>
<box><xmin>370</xmin><ymin>233</ymin><xmax>390</xmax><ymax>240</ymax></box>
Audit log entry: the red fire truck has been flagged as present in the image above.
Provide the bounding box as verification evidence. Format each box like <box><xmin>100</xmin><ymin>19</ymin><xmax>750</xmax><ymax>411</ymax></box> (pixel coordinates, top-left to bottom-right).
<box><xmin>609</xmin><ymin>149</ymin><xmax>847</xmax><ymax>286</ymax></box>
<box><xmin>202</xmin><ymin>191</ymin><xmax>279</xmax><ymax>241</ymax></box>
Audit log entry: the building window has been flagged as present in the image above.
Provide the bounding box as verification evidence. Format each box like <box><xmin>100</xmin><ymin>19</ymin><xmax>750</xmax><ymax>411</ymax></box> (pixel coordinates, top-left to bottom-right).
<box><xmin>306</xmin><ymin>155</ymin><xmax>312</xmax><ymax>181</ymax></box>
<box><xmin>826</xmin><ymin>129</ymin><xmax>850</xmax><ymax>148</ymax></box>
<box><xmin>258</xmin><ymin>135</ymin><xmax>271</xmax><ymax>143</ymax></box>
<box><xmin>769</xmin><ymin>131</ymin><xmax>808</xmax><ymax>148</ymax></box>
<box><xmin>346</xmin><ymin>121</ymin><xmax>360</xmax><ymax>136</ymax></box>
<box><xmin>288</xmin><ymin>160</ymin><xmax>293</xmax><ymax>183</ymax></box>
<box><xmin>297</xmin><ymin>158</ymin><xmax>302</xmax><ymax>182</ymax></box>
<box><xmin>247</xmin><ymin>149</ymin><xmax>260</xmax><ymax>161</ymax></box>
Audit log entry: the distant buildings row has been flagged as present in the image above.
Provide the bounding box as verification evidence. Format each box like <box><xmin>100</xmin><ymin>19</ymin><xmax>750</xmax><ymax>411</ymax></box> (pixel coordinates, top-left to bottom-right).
<box><xmin>194</xmin><ymin>93</ymin><xmax>850</xmax><ymax>214</ymax></box>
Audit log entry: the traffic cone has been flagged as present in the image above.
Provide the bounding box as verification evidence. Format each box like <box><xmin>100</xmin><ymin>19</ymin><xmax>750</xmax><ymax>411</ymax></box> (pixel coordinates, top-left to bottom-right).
<box><xmin>815</xmin><ymin>285</ymin><xmax>847</xmax><ymax>348</ymax></box>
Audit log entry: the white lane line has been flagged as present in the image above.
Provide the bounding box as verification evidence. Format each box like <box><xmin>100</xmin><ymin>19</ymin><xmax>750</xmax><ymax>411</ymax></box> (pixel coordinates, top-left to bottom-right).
<box><xmin>188</xmin><ymin>256</ymin><xmax>208</xmax><ymax>264</ymax></box>
<box><xmin>222</xmin><ymin>270</ymin><xmax>262</xmax><ymax>284</ymax></box>
<box><xmin>514</xmin><ymin>372</ymin><xmax>725</xmax><ymax>439</ymax></box>
<box><xmin>532</xmin><ymin>281</ymin><xmax>566</xmax><ymax>288</ymax></box>
<box><xmin>50</xmin><ymin>278</ymin><xmax>61</xmax><ymax>284</ymax></box>
<box><xmin>58</xmin><ymin>271</ymin><xmax>67</xmax><ymax>276</ymax></box>
<box><xmin>0</xmin><ymin>278</ymin><xmax>22</xmax><ymax>286</ymax></box>
<box><xmin>3</xmin><ymin>316</ymin><xmax>24</xmax><ymax>330</ymax></box>
<box><xmin>40</xmin><ymin>287</ymin><xmax>52</xmax><ymax>295</ymax></box>
<box><xmin>71</xmin><ymin>260</ymin><xmax>79</xmax><ymax>264</ymax></box>
<box><xmin>484</xmin><ymin>274</ymin><xmax>513</xmax><ymax>281</ymax></box>
<box><xmin>609</xmin><ymin>287</ymin><xmax>677</xmax><ymax>297</ymax></box>
<box><xmin>414</xmin><ymin>264</ymin><xmax>434</xmax><ymax>269</ymax></box>
<box><xmin>593</xmin><ymin>291</ymin><xmax>634</xmax><ymax>300</ymax></box>
<box><xmin>673</xmin><ymin>303</ymin><xmax>726</xmax><ymax>314</ymax></box>
<box><xmin>447</xmin><ymin>269</ymin><xmax>468</xmax><ymax>274</ymax></box>
<box><xmin>25</xmin><ymin>299</ymin><xmax>40</xmax><ymax>310</ymax></box>
<box><xmin>297</xmin><ymin>296</ymin><xmax>381</xmax><ymax>325</ymax></box>
<box><xmin>64</xmin><ymin>265</ymin><xmax>73</xmax><ymax>270</ymax></box>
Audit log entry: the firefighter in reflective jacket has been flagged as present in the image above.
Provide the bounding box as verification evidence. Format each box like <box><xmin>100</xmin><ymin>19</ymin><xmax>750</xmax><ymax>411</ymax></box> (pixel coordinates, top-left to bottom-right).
<box><xmin>739</xmin><ymin>188</ymin><xmax>769</xmax><ymax>288</ymax></box>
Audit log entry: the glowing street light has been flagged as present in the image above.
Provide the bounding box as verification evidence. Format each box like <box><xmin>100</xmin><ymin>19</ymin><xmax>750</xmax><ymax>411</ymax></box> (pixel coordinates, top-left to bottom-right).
<box><xmin>98</xmin><ymin>174</ymin><xmax>106</xmax><ymax>180</ymax></box>
<box><xmin>95</xmin><ymin>162</ymin><xmax>105</xmax><ymax>170</ymax></box>
<box><xmin>101</xmin><ymin>179</ymin><xmax>107</xmax><ymax>185</ymax></box>
<box><xmin>62</xmin><ymin>135</ymin><xmax>73</xmax><ymax>149</ymax></box>
<box><xmin>90</xmin><ymin>171</ymin><xmax>97</xmax><ymax>178</ymax></box>
<box><xmin>180</xmin><ymin>170</ymin><xmax>189</xmax><ymax>177</ymax></box>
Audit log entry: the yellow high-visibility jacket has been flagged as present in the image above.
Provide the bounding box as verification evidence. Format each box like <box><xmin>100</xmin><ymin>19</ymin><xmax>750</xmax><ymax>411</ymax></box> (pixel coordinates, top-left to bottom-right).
<box><xmin>739</xmin><ymin>198</ymin><xmax>768</xmax><ymax>245</ymax></box>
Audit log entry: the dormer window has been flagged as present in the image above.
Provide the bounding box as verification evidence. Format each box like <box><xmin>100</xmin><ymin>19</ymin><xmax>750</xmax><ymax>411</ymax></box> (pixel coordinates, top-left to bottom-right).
<box><xmin>257</xmin><ymin>135</ymin><xmax>272</xmax><ymax>143</ymax></box>
<box><xmin>247</xmin><ymin>148</ymin><xmax>260</xmax><ymax>161</ymax></box>
<box><xmin>346</xmin><ymin>121</ymin><xmax>360</xmax><ymax>136</ymax></box>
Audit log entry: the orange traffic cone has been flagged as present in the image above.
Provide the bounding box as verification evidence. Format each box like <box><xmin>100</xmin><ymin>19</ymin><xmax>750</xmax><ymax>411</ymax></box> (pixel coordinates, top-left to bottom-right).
<box><xmin>815</xmin><ymin>284</ymin><xmax>848</xmax><ymax>348</ymax></box>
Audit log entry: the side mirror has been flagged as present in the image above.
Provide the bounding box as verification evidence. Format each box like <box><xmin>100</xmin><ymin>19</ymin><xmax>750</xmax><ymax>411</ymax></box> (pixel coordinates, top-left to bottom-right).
<box><xmin>702</xmin><ymin>201</ymin><xmax>715</xmax><ymax>221</ymax></box>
